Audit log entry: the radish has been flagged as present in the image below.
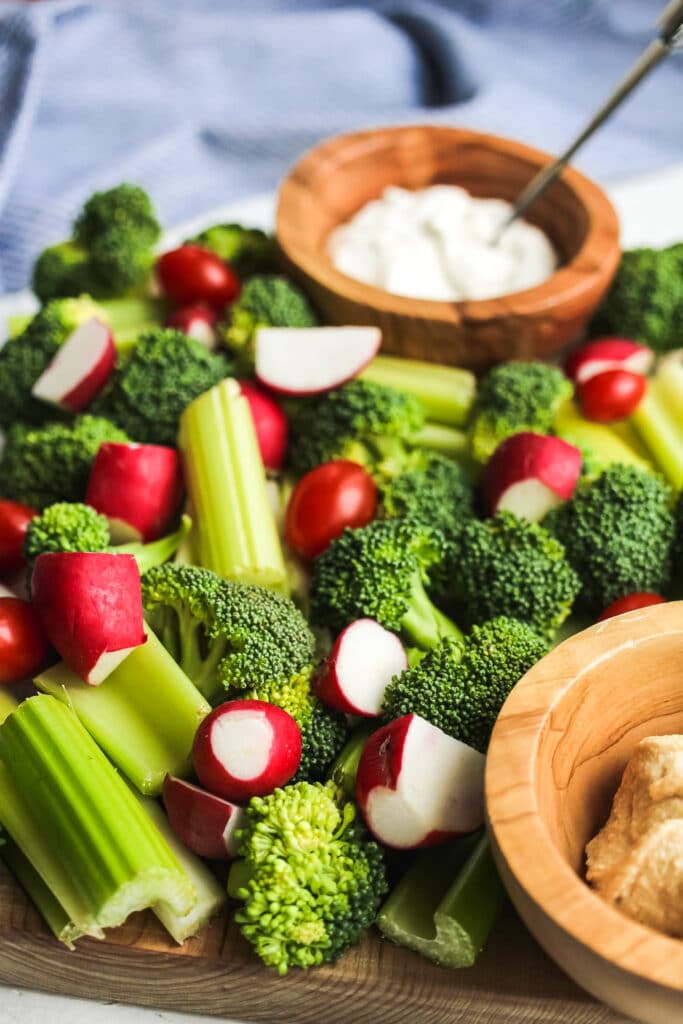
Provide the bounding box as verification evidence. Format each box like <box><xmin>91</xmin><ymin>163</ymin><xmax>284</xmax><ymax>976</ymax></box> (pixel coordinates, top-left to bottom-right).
<box><xmin>192</xmin><ymin>699</ymin><xmax>302</xmax><ymax>802</ymax></box>
<box><xmin>313</xmin><ymin>618</ymin><xmax>407</xmax><ymax>716</ymax></box>
<box><xmin>255</xmin><ymin>326</ymin><xmax>381</xmax><ymax>396</ymax></box>
<box><xmin>31</xmin><ymin>318</ymin><xmax>116</xmax><ymax>412</ymax></box>
<box><xmin>356</xmin><ymin>714</ymin><xmax>485</xmax><ymax>849</ymax></box>
<box><xmin>166</xmin><ymin>305</ymin><xmax>218</xmax><ymax>349</ymax></box>
<box><xmin>31</xmin><ymin>552</ymin><xmax>146</xmax><ymax>686</ymax></box>
<box><xmin>238</xmin><ymin>380</ymin><xmax>288</xmax><ymax>472</ymax></box>
<box><xmin>565</xmin><ymin>338</ymin><xmax>653</xmax><ymax>384</ymax></box>
<box><xmin>162</xmin><ymin>775</ymin><xmax>245</xmax><ymax>860</ymax></box>
<box><xmin>86</xmin><ymin>442</ymin><xmax>184</xmax><ymax>543</ymax></box>
<box><xmin>481</xmin><ymin>432</ymin><xmax>582</xmax><ymax>521</ymax></box>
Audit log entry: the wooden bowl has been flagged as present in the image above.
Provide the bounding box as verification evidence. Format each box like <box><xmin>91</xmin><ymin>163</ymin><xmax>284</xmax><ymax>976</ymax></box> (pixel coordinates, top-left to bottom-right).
<box><xmin>276</xmin><ymin>125</ymin><xmax>621</xmax><ymax>370</ymax></box>
<box><xmin>486</xmin><ymin>602</ymin><xmax>683</xmax><ymax>1024</ymax></box>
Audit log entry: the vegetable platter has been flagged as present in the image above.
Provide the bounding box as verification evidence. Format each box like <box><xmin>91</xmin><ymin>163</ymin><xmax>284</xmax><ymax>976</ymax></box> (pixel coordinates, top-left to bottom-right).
<box><xmin>0</xmin><ymin>165</ymin><xmax>682</xmax><ymax>1024</ymax></box>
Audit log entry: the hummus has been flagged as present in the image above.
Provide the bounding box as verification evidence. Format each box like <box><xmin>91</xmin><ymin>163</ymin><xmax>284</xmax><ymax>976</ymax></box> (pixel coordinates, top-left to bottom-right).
<box><xmin>585</xmin><ymin>734</ymin><xmax>683</xmax><ymax>937</ymax></box>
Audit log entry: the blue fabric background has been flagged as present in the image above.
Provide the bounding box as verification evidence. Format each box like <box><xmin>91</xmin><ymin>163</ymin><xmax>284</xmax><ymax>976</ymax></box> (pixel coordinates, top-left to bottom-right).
<box><xmin>0</xmin><ymin>0</ymin><xmax>681</xmax><ymax>293</ymax></box>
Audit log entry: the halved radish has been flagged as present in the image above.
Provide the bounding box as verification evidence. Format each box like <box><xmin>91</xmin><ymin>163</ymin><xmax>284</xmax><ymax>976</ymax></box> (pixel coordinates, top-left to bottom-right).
<box><xmin>86</xmin><ymin>442</ymin><xmax>184</xmax><ymax>543</ymax></box>
<box><xmin>162</xmin><ymin>775</ymin><xmax>245</xmax><ymax>860</ymax></box>
<box><xmin>313</xmin><ymin>619</ymin><xmax>407</xmax><ymax>716</ymax></box>
<box><xmin>32</xmin><ymin>318</ymin><xmax>116</xmax><ymax>412</ymax></box>
<box><xmin>356</xmin><ymin>714</ymin><xmax>485</xmax><ymax>849</ymax></box>
<box><xmin>255</xmin><ymin>326</ymin><xmax>381</xmax><ymax>396</ymax></box>
<box><xmin>31</xmin><ymin>552</ymin><xmax>146</xmax><ymax>686</ymax></box>
<box><xmin>166</xmin><ymin>305</ymin><xmax>218</xmax><ymax>349</ymax></box>
<box><xmin>238</xmin><ymin>380</ymin><xmax>288</xmax><ymax>472</ymax></box>
<box><xmin>565</xmin><ymin>338</ymin><xmax>653</xmax><ymax>384</ymax></box>
<box><xmin>192</xmin><ymin>699</ymin><xmax>302</xmax><ymax>802</ymax></box>
<box><xmin>481</xmin><ymin>432</ymin><xmax>582</xmax><ymax>521</ymax></box>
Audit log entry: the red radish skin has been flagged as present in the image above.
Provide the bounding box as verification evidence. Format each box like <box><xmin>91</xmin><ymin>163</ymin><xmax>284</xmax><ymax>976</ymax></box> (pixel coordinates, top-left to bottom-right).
<box><xmin>255</xmin><ymin>326</ymin><xmax>381</xmax><ymax>396</ymax></box>
<box><xmin>356</xmin><ymin>714</ymin><xmax>485</xmax><ymax>849</ymax></box>
<box><xmin>481</xmin><ymin>432</ymin><xmax>582</xmax><ymax>522</ymax></box>
<box><xmin>31</xmin><ymin>318</ymin><xmax>116</xmax><ymax>413</ymax></box>
<box><xmin>31</xmin><ymin>552</ymin><xmax>147</xmax><ymax>686</ymax></box>
<box><xmin>86</xmin><ymin>442</ymin><xmax>184</xmax><ymax>543</ymax></box>
<box><xmin>237</xmin><ymin>380</ymin><xmax>288</xmax><ymax>472</ymax></box>
<box><xmin>577</xmin><ymin>369</ymin><xmax>647</xmax><ymax>423</ymax></box>
<box><xmin>162</xmin><ymin>775</ymin><xmax>245</xmax><ymax>860</ymax></box>
<box><xmin>598</xmin><ymin>592</ymin><xmax>666</xmax><ymax>622</ymax></box>
<box><xmin>313</xmin><ymin>618</ymin><xmax>407</xmax><ymax>716</ymax></box>
<box><xmin>192</xmin><ymin>699</ymin><xmax>302</xmax><ymax>803</ymax></box>
<box><xmin>166</xmin><ymin>305</ymin><xmax>218</xmax><ymax>349</ymax></box>
<box><xmin>565</xmin><ymin>338</ymin><xmax>654</xmax><ymax>384</ymax></box>
<box><xmin>0</xmin><ymin>498</ymin><xmax>36</xmax><ymax>576</ymax></box>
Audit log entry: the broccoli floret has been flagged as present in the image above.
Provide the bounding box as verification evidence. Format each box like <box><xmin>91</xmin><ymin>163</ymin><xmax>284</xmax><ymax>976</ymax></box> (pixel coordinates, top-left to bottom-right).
<box><xmin>0</xmin><ymin>416</ymin><xmax>129</xmax><ymax>510</ymax></box>
<box><xmin>186</xmin><ymin>223</ymin><xmax>278</xmax><ymax>278</ymax></box>
<box><xmin>468</xmin><ymin>362</ymin><xmax>572</xmax><ymax>464</ymax></box>
<box><xmin>310</xmin><ymin>517</ymin><xmax>462</xmax><ymax>651</ymax></box>
<box><xmin>544</xmin><ymin>465</ymin><xmax>675</xmax><ymax>614</ymax></box>
<box><xmin>293</xmin><ymin>698</ymin><xmax>349</xmax><ymax>783</ymax></box>
<box><xmin>221</xmin><ymin>274</ymin><xmax>317</xmax><ymax>366</ymax></box>
<box><xmin>674</xmin><ymin>491</ymin><xmax>683</xmax><ymax>581</ymax></box>
<box><xmin>91</xmin><ymin>328</ymin><xmax>230</xmax><ymax>445</ymax></box>
<box><xmin>32</xmin><ymin>243</ymin><xmax>95</xmax><ymax>304</ymax></box>
<box><xmin>228</xmin><ymin>781</ymin><xmax>387</xmax><ymax>973</ymax></box>
<box><xmin>288</xmin><ymin>379</ymin><xmax>426</xmax><ymax>479</ymax></box>
<box><xmin>451</xmin><ymin>511</ymin><xmax>580</xmax><ymax>639</ymax></box>
<box><xmin>591</xmin><ymin>244</ymin><xmax>683</xmax><ymax>354</ymax></box>
<box><xmin>23</xmin><ymin>502</ymin><xmax>110</xmax><ymax>567</ymax></box>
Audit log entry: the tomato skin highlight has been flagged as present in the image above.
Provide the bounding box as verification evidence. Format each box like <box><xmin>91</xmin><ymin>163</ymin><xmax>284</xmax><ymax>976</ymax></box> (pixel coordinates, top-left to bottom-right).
<box><xmin>0</xmin><ymin>499</ymin><xmax>36</xmax><ymax>576</ymax></box>
<box><xmin>597</xmin><ymin>592</ymin><xmax>666</xmax><ymax>622</ymax></box>
<box><xmin>0</xmin><ymin>597</ymin><xmax>49</xmax><ymax>685</ymax></box>
<box><xmin>285</xmin><ymin>461</ymin><xmax>377</xmax><ymax>560</ymax></box>
<box><xmin>156</xmin><ymin>245</ymin><xmax>241</xmax><ymax>311</ymax></box>
<box><xmin>576</xmin><ymin>369</ymin><xmax>646</xmax><ymax>423</ymax></box>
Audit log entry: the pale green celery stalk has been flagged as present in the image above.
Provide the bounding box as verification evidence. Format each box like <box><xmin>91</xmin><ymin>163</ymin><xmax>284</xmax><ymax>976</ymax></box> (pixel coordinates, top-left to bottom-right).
<box><xmin>0</xmin><ymin>688</ymin><xmax>17</xmax><ymax>724</ymax></box>
<box><xmin>1</xmin><ymin>833</ymin><xmax>82</xmax><ymax>947</ymax></box>
<box><xmin>376</xmin><ymin>832</ymin><xmax>505</xmax><ymax>968</ymax></box>
<box><xmin>554</xmin><ymin>400</ymin><xmax>654</xmax><ymax>473</ymax></box>
<box><xmin>655</xmin><ymin>355</ymin><xmax>683</xmax><ymax>434</ymax></box>
<box><xmin>630</xmin><ymin>377</ymin><xmax>683</xmax><ymax>490</ymax></box>
<box><xmin>0</xmin><ymin>695</ymin><xmax>195</xmax><ymax>941</ymax></box>
<box><xmin>34</xmin><ymin>625</ymin><xmax>210</xmax><ymax>796</ymax></box>
<box><xmin>179</xmin><ymin>378</ymin><xmax>287</xmax><ymax>590</ymax></box>
<box><xmin>412</xmin><ymin>422</ymin><xmax>468</xmax><ymax>460</ymax></box>
<box><xmin>360</xmin><ymin>354</ymin><xmax>476</xmax><ymax>427</ymax></box>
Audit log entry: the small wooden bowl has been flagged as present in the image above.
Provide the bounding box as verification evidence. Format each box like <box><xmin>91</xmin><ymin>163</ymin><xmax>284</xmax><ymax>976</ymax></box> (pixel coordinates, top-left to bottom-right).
<box><xmin>276</xmin><ymin>125</ymin><xmax>621</xmax><ymax>370</ymax></box>
<box><xmin>486</xmin><ymin>602</ymin><xmax>683</xmax><ymax>1024</ymax></box>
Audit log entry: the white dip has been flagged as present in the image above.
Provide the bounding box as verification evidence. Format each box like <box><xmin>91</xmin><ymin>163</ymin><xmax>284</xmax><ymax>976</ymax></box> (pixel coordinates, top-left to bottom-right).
<box><xmin>327</xmin><ymin>185</ymin><xmax>557</xmax><ymax>302</ymax></box>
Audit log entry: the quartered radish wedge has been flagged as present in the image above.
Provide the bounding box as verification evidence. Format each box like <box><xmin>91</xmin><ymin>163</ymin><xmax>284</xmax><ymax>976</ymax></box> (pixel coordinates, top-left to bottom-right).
<box><xmin>255</xmin><ymin>326</ymin><xmax>381</xmax><ymax>396</ymax></box>
<box><xmin>314</xmin><ymin>618</ymin><xmax>407</xmax><ymax>716</ymax></box>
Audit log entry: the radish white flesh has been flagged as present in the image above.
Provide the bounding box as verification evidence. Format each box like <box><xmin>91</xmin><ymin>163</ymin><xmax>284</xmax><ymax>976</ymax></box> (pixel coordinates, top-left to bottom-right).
<box><xmin>565</xmin><ymin>337</ymin><xmax>654</xmax><ymax>384</ymax></box>
<box><xmin>86</xmin><ymin>442</ymin><xmax>184</xmax><ymax>543</ymax></box>
<box><xmin>162</xmin><ymin>775</ymin><xmax>245</xmax><ymax>860</ymax></box>
<box><xmin>192</xmin><ymin>699</ymin><xmax>302</xmax><ymax>802</ymax></box>
<box><xmin>482</xmin><ymin>432</ymin><xmax>582</xmax><ymax>522</ymax></box>
<box><xmin>356</xmin><ymin>714</ymin><xmax>485</xmax><ymax>849</ymax></box>
<box><xmin>31</xmin><ymin>552</ymin><xmax>146</xmax><ymax>686</ymax></box>
<box><xmin>314</xmin><ymin>618</ymin><xmax>407</xmax><ymax>716</ymax></box>
<box><xmin>166</xmin><ymin>306</ymin><xmax>218</xmax><ymax>349</ymax></box>
<box><xmin>32</xmin><ymin>318</ymin><xmax>116</xmax><ymax>412</ymax></box>
<box><xmin>255</xmin><ymin>326</ymin><xmax>381</xmax><ymax>396</ymax></box>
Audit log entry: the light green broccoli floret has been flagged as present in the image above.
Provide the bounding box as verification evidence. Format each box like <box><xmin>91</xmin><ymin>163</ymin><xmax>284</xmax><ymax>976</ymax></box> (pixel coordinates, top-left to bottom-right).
<box><xmin>185</xmin><ymin>223</ymin><xmax>278</xmax><ymax>278</ymax></box>
<box><xmin>220</xmin><ymin>274</ymin><xmax>318</xmax><ymax>367</ymax></box>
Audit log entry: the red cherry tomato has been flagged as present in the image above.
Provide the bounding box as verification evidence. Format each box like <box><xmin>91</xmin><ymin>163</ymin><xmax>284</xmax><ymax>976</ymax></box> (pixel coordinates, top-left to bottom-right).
<box><xmin>0</xmin><ymin>499</ymin><xmax>36</xmax><ymax>576</ymax></box>
<box><xmin>0</xmin><ymin>597</ymin><xmax>49</xmax><ymax>684</ymax></box>
<box><xmin>156</xmin><ymin>245</ymin><xmax>241</xmax><ymax>311</ymax></box>
<box><xmin>597</xmin><ymin>592</ymin><xmax>666</xmax><ymax>622</ymax></box>
<box><xmin>576</xmin><ymin>369</ymin><xmax>646</xmax><ymax>423</ymax></box>
<box><xmin>285</xmin><ymin>461</ymin><xmax>377</xmax><ymax>560</ymax></box>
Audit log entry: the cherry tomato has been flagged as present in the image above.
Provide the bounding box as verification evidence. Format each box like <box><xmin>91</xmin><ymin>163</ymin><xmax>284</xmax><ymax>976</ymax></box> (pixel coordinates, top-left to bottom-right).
<box><xmin>285</xmin><ymin>461</ymin><xmax>377</xmax><ymax>560</ymax></box>
<box><xmin>597</xmin><ymin>592</ymin><xmax>666</xmax><ymax>622</ymax></box>
<box><xmin>576</xmin><ymin>369</ymin><xmax>646</xmax><ymax>423</ymax></box>
<box><xmin>0</xmin><ymin>499</ymin><xmax>36</xmax><ymax>576</ymax></box>
<box><xmin>156</xmin><ymin>245</ymin><xmax>241</xmax><ymax>311</ymax></box>
<box><xmin>0</xmin><ymin>597</ymin><xmax>49</xmax><ymax>684</ymax></box>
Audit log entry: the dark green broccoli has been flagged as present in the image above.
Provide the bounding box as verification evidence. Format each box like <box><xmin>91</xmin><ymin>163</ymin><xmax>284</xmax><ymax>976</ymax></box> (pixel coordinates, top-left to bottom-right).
<box><xmin>288</xmin><ymin>379</ymin><xmax>426</xmax><ymax>479</ymax></box>
<box><xmin>220</xmin><ymin>274</ymin><xmax>317</xmax><ymax>367</ymax></box>
<box><xmin>468</xmin><ymin>362</ymin><xmax>572</xmax><ymax>464</ymax></box>
<box><xmin>544</xmin><ymin>465</ymin><xmax>675</xmax><ymax>614</ymax></box>
<box><xmin>227</xmin><ymin>781</ymin><xmax>387</xmax><ymax>973</ymax></box>
<box><xmin>91</xmin><ymin>328</ymin><xmax>230</xmax><ymax>445</ymax></box>
<box><xmin>382</xmin><ymin>618</ymin><xmax>547</xmax><ymax>752</ymax></box>
<box><xmin>451</xmin><ymin>511</ymin><xmax>580</xmax><ymax>639</ymax></box>
<box><xmin>0</xmin><ymin>416</ymin><xmax>129</xmax><ymax>510</ymax></box>
<box><xmin>310</xmin><ymin>517</ymin><xmax>462</xmax><ymax>651</ymax></box>
<box><xmin>185</xmin><ymin>223</ymin><xmax>278</xmax><ymax>278</ymax></box>
<box><xmin>591</xmin><ymin>243</ymin><xmax>683</xmax><ymax>354</ymax></box>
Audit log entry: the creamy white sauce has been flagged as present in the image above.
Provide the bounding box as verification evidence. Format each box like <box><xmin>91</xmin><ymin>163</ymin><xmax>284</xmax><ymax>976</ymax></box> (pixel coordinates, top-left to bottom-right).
<box><xmin>327</xmin><ymin>185</ymin><xmax>557</xmax><ymax>302</ymax></box>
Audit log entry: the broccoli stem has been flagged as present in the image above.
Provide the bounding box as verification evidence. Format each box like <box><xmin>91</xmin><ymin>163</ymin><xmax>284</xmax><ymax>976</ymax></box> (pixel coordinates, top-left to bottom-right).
<box><xmin>376</xmin><ymin>832</ymin><xmax>505</xmax><ymax>968</ymax></box>
<box><xmin>630</xmin><ymin>376</ymin><xmax>683</xmax><ymax>490</ymax></box>
<box><xmin>412</xmin><ymin>422</ymin><xmax>468</xmax><ymax>460</ymax></box>
<box><xmin>360</xmin><ymin>355</ymin><xmax>476</xmax><ymax>427</ymax></box>
<box><xmin>331</xmin><ymin>723</ymin><xmax>376</xmax><ymax>799</ymax></box>
<box><xmin>118</xmin><ymin>514</ymin><xmax>192</xmax><ymax>575</ymax></box>
<box><xmin>402</xmin><ymin>572</ymin><xmax>463</xmax><ymax>650</ymax></box>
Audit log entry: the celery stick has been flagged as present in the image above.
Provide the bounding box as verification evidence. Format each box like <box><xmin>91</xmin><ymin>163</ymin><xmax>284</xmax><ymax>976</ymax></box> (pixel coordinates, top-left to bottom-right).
<box><xmin>631</xmin><ymin>378</ymin><xmax>683</xmax><ymax>489</ymax></box>
<box><xmin>656</xmin><ymin>357</ymin><xmax>683</xmax><ymax>435</ymax></box>
<box><xmin>35</xmin><ymin>625</ymin><xmax>210</xmax><ymax>796</ymax></box>
<box><xmin>0</xmin><ymin>689</ymin><xmax>17</xmax><ymax>725</ymax></box>
<box><xmin>1</xmin><ymin>833</ymin><xmax>83</xmax><ymax>947</ymax></box>
<box><xmin>554</xmin><ymin>400</ymin><xmax>654</xmax><ymax>473</ymax></box>
<box><xmin>412</xmin><ymin>422</ymin><xmax>468</xmax><ymax>460</ymax></box>
<box><xmin>361</xmin><ymin>355</ymin><xmax>476</xmax><ymax>427</ymax></box>
<box><xmin>179</xmin><ymin>378</ymin><xmax>287</xmax><ymax>590</ymax></box>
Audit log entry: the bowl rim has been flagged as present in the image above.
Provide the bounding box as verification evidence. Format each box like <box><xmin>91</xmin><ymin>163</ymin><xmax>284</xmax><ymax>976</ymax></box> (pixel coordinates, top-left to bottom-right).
<box><xmin>276</xmin><ymin>123</ymin><xmax>621</xmax><ymax>319</ymax></box>
<box><xmin>485</xmin><ymin>601</ymin><xmax>683</xmax><ymax>992</ymax></box>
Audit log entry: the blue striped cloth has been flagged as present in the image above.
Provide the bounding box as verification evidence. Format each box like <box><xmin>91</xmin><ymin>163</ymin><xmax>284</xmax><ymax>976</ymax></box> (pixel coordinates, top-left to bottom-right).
<box><xmin>0</xmin><ymin>0</ymin><xmax>681</xmax><ymax>293</ymax></box>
